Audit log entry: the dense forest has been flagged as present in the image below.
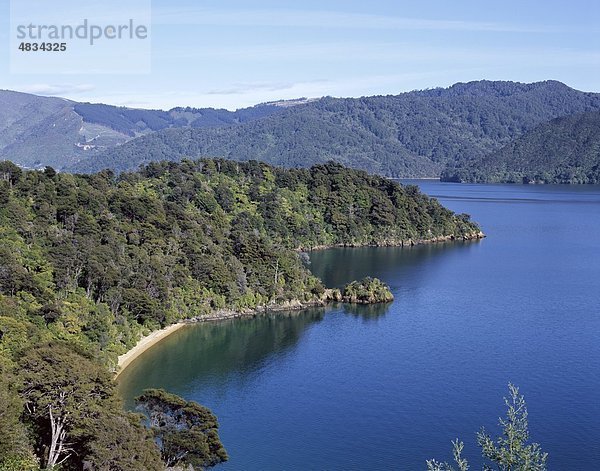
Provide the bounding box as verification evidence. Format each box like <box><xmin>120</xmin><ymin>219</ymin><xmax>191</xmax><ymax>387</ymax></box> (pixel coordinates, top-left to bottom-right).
<box><xmin>0</xmin><ymin>90</ymin><xmax>286</xmax><ymax>170</ymax></box>
<box><xmin>441</xmin><ymin>111</ymin><xmax>600</xmax><ymax>184</ymax></box>
<box><xmin>0</xmin><ymin>158</ymin><xmax>480</xmax><ymax>469</ymax></box>
<box><xmin>3</xmin><ymin>81</ymin><xmax>600</xmax><ymax>179</ymax></box>
<box><xmin>68</xmin><ymin>81</ymin><xmax>600</xmax><ymax>177</ymax></box>
<box><xmin>72</xmin><ymin>102</ymin><xmax>282</xmax><ymax>137</ymax></box>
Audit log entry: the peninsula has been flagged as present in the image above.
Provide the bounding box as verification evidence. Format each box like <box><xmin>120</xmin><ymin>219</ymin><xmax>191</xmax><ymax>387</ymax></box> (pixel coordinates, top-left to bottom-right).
<box><xmin>0</xmin><ymin>158</ymin><xmax>482</xmax><ymax>469</ymax></box>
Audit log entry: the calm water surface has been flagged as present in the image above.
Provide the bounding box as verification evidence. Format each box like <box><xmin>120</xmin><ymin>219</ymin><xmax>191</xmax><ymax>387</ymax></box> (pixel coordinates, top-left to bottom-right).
<box><xmin>118</xmin><ymin>182</ymin><xmax>600</xmax><ymax>470</ymax></box>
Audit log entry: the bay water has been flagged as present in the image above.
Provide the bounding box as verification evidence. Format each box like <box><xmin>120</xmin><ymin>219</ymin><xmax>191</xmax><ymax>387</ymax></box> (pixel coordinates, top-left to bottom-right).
<box><xmin>118</xmin><ymin>182</ymin><xmax>600</xmax><ymax>470</ymax></box>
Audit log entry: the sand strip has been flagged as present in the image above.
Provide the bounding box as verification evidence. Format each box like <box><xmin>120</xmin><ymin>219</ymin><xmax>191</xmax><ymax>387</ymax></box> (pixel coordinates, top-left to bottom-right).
<box><xmin>115</xmin><ymin>322</ymin><xmax>188</xmax><ymax>378</ymax></box>
<box><xmin>113</xmin><ymin>293</ymin><xmax>402</xmax><ymax>379</ymax></box>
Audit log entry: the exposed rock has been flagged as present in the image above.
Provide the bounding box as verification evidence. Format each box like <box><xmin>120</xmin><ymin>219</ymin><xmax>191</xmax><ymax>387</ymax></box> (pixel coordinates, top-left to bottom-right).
<box><xmin>301</xmin><ymin>231</ymin><xmax>485</xmax><ymax>251</ymax></box>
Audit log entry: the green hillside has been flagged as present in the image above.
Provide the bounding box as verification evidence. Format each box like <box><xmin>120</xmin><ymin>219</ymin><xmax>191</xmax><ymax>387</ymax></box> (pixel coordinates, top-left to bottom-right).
<box><xmin>0</xmin><ymin>158</ymin><xmax>480</xmax><ymax>469</ymax></box>
<box><xmin>0</xmin><ymin>90</ymin><xmax>284</xmax><ymax>170</ymax></box>
<box><xmin>441</xmin><ymin>111</ymin><xmax>600</xmax><ymax>184</ymax></box>
<box><xmin>69</xmin><ymin>81</ymin><xmax>600</xmax><ymax>177</ymax></box>
<box><xmin>0</xmin><ymin>157</ymin><xmax>481</xmax><ymax>362</ymax></box>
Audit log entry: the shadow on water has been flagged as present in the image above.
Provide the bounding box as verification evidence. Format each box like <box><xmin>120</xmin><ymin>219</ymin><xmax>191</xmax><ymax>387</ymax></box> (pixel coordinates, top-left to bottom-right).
<box><xmin>341</xmin><ymin>302</ymin><xmax>391</xmax><ymax>321</ymax></box>
<box><xmin>115</xmin><ymin>184</ymin><xmax>600</xmax><ymax>470</ymax></box>
<box><xmin>117</xmin><ymin>308</ymin><xmax>327</xmax><ymax>408</ymax></box>
<box><xmin>119</xmin><ymin>241</ymin><xmax>480</xmax><ymax>407</ymax></box>
<box><xmin>308</xmin><ymin>241</ymin><xmax>481</xmax><ymax>288</ymax></box>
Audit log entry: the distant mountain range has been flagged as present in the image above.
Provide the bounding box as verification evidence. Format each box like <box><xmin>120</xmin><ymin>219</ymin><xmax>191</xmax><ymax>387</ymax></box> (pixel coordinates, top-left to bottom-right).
<box><xmin>0</xmin><ymin>89</ymin><xmax>293</xmax><ymax>169</ymax></box>
<box><xmin>2</xmin><ymin>81</ymin><xmax>600</xmax><ymax>181</ymax></box>
<box><xmin>441</xmin><ymin>110</ymin><xmax>600</xmax><ymax>184</ymax></box>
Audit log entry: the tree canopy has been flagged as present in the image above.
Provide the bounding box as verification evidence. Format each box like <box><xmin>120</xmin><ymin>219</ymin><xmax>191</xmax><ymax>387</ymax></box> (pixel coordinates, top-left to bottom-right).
<box><xmin>68</xmin><ymin>81</ymin><xmax>600</xmax><ymax>178</ymax></box>
<box><xmin>442</xmin><ymin>111</ymin><xmax>600</xmax><ymax>184</ymax></box>
<box><xmin>136</xmin><ymin>389</ymin><xmax>228</xmax><ymax>469</ymax></box>
<box><xmin>0</xmin><ymin>158</ymin><xmax>481</xmax><ymax>469</ymax></box>
<box><xmin>7</xmin><ymin>342</ymin><xmax>163</xmax><ymax>470</ymax></box>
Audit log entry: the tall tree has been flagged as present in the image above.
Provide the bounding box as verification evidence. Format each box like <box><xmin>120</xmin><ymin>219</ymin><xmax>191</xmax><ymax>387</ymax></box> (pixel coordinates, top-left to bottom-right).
<box><xmin>136</xmin><ymin>389</ymin><xmax>228</xmax><ymax>469</ymax></box>
<box><xmin>19</xmin><ymin>344</ymin><xmax>106</xmax><ymax>468</ymax></box>
<box><xmin>82</xmin><ymin>411</ymin><xmax>163</xmax><ymax>471</ymax></box>
<box><xmin>0</xmin><ymin>355</ymin><xmax>38</xmax><ymax>470</ymax></box>
<box><xmin>18</xmin><ymin>342</ymin><xmax>162</xmax><ymax>470</ymax></box>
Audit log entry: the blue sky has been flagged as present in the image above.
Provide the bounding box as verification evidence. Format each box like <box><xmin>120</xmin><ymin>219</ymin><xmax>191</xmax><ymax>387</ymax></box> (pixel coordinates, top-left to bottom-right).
<box><xmin>1</xmin><ymin>0</ymin><xmax>599</xmax><ymax>109</ymax></box>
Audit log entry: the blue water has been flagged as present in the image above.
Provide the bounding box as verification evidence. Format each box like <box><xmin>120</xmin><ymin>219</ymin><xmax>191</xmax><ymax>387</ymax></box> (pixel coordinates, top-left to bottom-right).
<box><xmin>118</xmin><ymin>182</ymin><xmax>600</xmax><ymax>470</ymax></box>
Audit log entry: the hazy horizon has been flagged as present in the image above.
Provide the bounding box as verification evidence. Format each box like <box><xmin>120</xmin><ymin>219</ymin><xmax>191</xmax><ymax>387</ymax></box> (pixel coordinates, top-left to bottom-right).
<box><xmin>2</xmin><ymin>0</ymin><xmax>599</xmax><ymax>110</ymax></box>
<box><xmin>3</xmin><ymin>78</ymin><xmax>597</xmax><ymax>112</ymax></box>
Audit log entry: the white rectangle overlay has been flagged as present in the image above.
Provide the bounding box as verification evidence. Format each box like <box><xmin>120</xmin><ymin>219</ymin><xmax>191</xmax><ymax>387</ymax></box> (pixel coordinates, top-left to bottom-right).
<box><xmin>10</xmin><ymin>0</ymin><xmax>151</xmax><ymax>74</ymax></box>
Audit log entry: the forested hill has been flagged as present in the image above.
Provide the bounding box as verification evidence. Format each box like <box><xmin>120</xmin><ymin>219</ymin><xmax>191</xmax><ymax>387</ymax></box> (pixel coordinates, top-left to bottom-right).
<box><xmin>0</xmin><ymin>89</ymin><xmax>285</xmax><ymax>170</ymax></box>
<box><xmin>441</xmin><ymin>111</ymin><xmax>600</xmax><ymax>184</ymax></box>
<box><xmin>0</xmin><ymin>159</ymin><xmax>480</xmax><ymax>469</ymax></box>
<box><xmin>69</xmin><ymin>80</ymin><xmax>600</xmax><ymax>177</ymax></box>
<box><xmin>0</xmin><ymin>158</ymin><xmax>481</xmax><ymax>366</ymax></box>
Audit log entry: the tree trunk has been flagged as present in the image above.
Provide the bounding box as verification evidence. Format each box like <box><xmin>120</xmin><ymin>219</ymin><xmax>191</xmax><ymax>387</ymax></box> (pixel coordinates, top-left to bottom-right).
<box><xmin>46</xmin><ymin>406</ymin><xmax>70</xmax><ymax>469</ymax></box>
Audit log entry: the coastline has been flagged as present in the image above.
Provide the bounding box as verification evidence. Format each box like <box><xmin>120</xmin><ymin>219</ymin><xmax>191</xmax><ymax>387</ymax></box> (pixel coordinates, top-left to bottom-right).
<box><xmin>300</xmin><ymin>231</ymin><xmax>485</xmax><ymax>252</ymax></box>
<box><xmin>114</xmin><ymin>300</ymin><xmax>327</xmax><ymax>379</ymax></box>
<box><xmin>394</xmin><ymin>177</ymin><xmax>441</xmax><ymax>180</ymax></box>
<box><xmin>115</xmin><ymin>322</ymin><xmax>188</xmax><ymax>378</ymax></box>
<box><xmin>114</xmin><ymin>234</ymin><xmax>484</xmax><ymax>379</ymax></box>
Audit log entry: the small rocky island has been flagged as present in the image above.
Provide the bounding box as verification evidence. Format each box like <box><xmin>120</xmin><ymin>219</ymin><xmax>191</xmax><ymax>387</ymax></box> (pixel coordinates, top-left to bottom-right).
<box><xmin>324</xmin><ymin>277</ymin><xmax>394</xmax><ymax>304</ymax></box>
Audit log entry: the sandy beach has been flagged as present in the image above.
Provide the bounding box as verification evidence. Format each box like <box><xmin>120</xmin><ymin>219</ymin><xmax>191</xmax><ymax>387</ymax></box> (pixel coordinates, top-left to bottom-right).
<box><xmin>113</xmin><ymin>300</ymin><xmax>330</xmax><ymax>379</ymax></box>
<box><xmin>115</xmin><ymin>322</ymin><xmax>188</xmax><ymax>378</ymax></box>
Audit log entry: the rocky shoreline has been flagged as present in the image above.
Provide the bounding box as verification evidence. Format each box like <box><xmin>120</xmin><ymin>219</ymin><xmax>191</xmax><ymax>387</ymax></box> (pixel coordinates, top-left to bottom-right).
<box><xmin>299</xmin><ymin>231</ymin><xmax>485</xmax><ymax>251</ymax></box>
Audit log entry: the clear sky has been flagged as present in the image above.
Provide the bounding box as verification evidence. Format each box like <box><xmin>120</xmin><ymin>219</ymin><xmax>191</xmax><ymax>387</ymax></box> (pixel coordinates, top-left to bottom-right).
<box><xmin>1</xmin><ymin>0</ymin><xmax>599</xmax><ymax>110</ymax></box>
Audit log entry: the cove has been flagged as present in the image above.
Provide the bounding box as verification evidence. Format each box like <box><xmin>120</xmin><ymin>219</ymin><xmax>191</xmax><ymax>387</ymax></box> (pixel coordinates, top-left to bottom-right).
<box><xmin>118</xmin><ymin>182</ymin><xmax>600</xmax><ymax>470</ymax></box>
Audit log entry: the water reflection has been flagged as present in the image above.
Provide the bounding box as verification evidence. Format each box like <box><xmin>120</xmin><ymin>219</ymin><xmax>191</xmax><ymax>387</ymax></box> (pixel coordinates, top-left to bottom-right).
<box><xmin>308</xmin><ymin>242</ymin><xmax>480</xmax><ymax>288</ymax></box>
<box><xmin>118</xmin><ymin>308</ymin><xmax>327</xmax><ymax>408</ymax></box>
<box><xmin>119</xmin><ymin>243</ymin><xmax>480</xmax><ymax>406</ymax></box>
<box><xmin>341</xmin><ymin>302</ymin><xmax>391</xmax><ymax>320</ymax></box>
<box><xmin>116</xmin><ymin>183</ymin><xmax>600</xmax><ymax>470</ymax></box>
